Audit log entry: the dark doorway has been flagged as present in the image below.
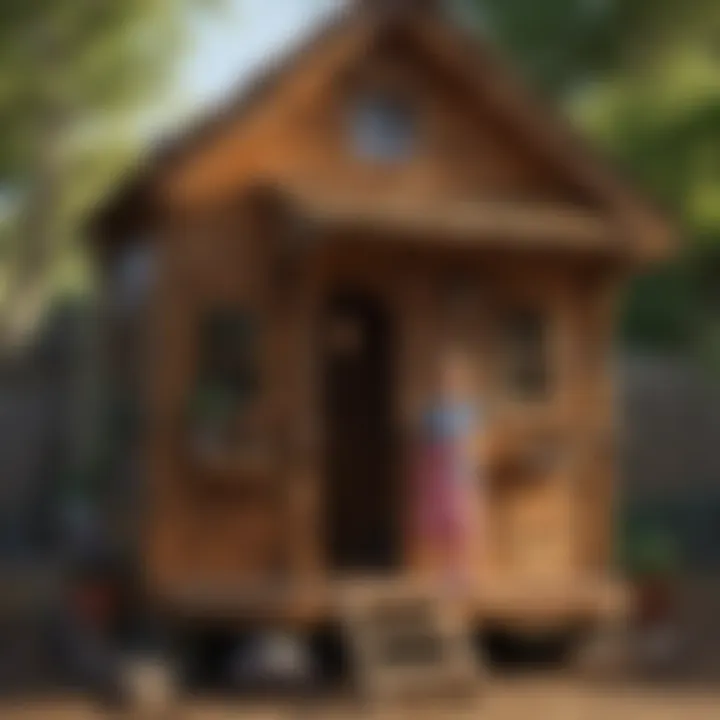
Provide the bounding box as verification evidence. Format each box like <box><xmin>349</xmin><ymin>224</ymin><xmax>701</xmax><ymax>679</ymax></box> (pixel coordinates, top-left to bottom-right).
<box><xmin>322</xmin><ymin>291</ymin><xmax>398</xmax><ymax>572</ymax></box>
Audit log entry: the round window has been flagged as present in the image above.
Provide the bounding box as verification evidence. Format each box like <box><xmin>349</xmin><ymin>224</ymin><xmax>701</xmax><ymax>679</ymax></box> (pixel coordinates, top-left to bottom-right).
<box><xmin>351</xmin><ymin>94</ymin><xmax>417</xmax><ymax>162</ymax></box>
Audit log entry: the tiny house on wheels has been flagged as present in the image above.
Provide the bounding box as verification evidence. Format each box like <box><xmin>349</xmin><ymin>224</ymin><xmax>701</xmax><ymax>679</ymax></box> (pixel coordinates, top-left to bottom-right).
<box><xmin>91</xmin><ymin>0</ymin><xmax>676</xmax><ymax>658</ymax></box>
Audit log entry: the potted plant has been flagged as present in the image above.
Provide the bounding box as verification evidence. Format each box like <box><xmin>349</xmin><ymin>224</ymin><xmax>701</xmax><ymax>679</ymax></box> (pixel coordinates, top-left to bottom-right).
<box><xmin>188</xmin><ymin>383</ymin><xmax>238</xmax><ymax>461</ymax></box>
<box><xmin>623</xmin><ymin>526</ymin><xmax>680</xmax><ymax>628</ymax></box>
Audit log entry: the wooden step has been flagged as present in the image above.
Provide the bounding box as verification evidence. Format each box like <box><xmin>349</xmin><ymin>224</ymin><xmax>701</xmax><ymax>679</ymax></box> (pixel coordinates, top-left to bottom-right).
<box><xmin>338</xmin><ymin>582</ymin><xmax>486</xmax><ymax>711</ymax></box>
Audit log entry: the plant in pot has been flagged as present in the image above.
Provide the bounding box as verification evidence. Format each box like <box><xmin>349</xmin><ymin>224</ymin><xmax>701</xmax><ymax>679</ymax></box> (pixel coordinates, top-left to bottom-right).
<box><xmin>623</xmin><ymin>526</ymin><xmax>680</xmax><ymax>630</ymax></box>
<box><xmin>188</xmin><ymin>382</ymin><xmax>239</xmax><ymax>462</ymax></box>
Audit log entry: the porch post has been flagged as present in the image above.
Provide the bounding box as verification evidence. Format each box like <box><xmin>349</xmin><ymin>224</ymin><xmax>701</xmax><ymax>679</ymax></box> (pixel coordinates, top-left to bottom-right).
<box><xmin>271</xmin><ymin>211</ymin><xmax>324</xmax><ymax>598</ymax></box>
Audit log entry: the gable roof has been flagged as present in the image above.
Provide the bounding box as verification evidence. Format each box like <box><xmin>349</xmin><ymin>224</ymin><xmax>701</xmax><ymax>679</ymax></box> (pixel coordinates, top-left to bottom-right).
<box><xmin>90</xmin><ymin>1</ymin><xmax>678</xmax><ymax>264</ymax></box>
<box><xmin>89</xmin><ymin>3</ymin><xmax>359</xmax><ymax>244</ymax></box>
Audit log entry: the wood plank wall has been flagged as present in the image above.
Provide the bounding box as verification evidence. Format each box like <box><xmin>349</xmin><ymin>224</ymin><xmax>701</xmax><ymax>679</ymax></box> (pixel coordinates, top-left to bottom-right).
<box><xmin>144</xmin><ymin>206</ymin><xmax>620</xmax><ymax>601</ymax></box>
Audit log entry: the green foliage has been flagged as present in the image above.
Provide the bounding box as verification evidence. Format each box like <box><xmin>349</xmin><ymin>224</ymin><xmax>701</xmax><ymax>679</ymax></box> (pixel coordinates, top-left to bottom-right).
<box><xmin>462</xmin><ymin>0</ymin><xmax>720</xmax><ymax>96</ymax></box>
<box><xmin>0</xmin><ymin>0</ymin><xmax>225</xmax><ymax>346</ymax></box>
<box><xmin>622</xmin><ymin>266</ymin><xmax>698</xmax><ymax>352</ymax></box>
<box><xmin>621</xmin><ymin>524</ymin><xmax>680</xmax><ymax>579</ymax></box>
<box><xmin>459</xmin><ymin>0</ymin><xmax>720</xmax><ymax>356</ymax></box>
<box><xmin>190</xmin><ymin>384</ymin><xmax>239</xmax><ymax>426</ymax></box>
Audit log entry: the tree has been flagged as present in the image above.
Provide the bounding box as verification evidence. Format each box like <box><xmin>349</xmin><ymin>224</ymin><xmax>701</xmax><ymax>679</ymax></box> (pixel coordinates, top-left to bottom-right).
<box><xmin>0</xmin><ymin>0</ymin><xmax>224</xmax><ymax>352</ymax></box>
<box><xmin>458</xmin><ymin>0</ymin><xmax>720</xmax><ymax>354</ymax></box>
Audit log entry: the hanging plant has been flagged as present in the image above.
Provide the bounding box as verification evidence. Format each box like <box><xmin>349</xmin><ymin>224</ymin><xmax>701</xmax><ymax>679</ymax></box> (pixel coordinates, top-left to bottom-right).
<box><xmin>188</xmin><ymin>382</ymin><xmax>239</xmax><ymax>457</ymax></box>
<box><xmin>624</xmin><ymin>526</ymin><xmax>679</xmax><ymax>581</ymax></box>
<box><xmin>187</xmin><ymin>307</ymin><xmax>262</xmax><ymax>467</ymax></box>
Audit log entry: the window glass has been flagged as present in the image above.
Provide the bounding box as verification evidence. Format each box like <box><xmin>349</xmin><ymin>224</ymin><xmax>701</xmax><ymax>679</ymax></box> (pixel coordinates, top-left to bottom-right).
<box><xmin>190</xmin><ymin>309</ymin><xmax>261</xmax><ymax>451</ymax></box>
<box><xmin>351</xmin><ymin>94</ymin><xmax>417</xmax><ymax>162</ymax></box>
<box><xmin>200</xmin><ymin>311</ymin><xmax>259</xmax><ymax>402</ymax></box>
<box><xmin>113</xmin><ymin>242</ymin><xmax>155</xmax><ymax>314</ymax></box>
<box><xmin>500</xmin><ymin>309</ymin><xmax>551</xmax><ymax>401</ymax></box>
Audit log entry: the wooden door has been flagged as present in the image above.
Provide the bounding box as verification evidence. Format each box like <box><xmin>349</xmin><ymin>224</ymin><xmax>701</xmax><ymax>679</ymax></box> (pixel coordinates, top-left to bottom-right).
<box><xmin>322</xmin><ymin>291</ymin><xmax>398</xmax><ymax>572</ymax></box>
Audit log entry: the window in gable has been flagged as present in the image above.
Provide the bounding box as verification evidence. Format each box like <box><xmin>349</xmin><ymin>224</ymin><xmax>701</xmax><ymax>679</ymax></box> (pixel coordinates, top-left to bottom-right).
<box><xmin>351</xmin><ymin>93</ymin><xmax>418</xmax><ymax>162</ymax></box>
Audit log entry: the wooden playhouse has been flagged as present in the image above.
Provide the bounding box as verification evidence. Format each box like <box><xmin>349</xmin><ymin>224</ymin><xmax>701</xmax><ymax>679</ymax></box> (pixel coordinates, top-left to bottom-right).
<box><xmin>91</xmin><ymin>0</ymin><xmax>676</xmax><ymax>642</ymax></box>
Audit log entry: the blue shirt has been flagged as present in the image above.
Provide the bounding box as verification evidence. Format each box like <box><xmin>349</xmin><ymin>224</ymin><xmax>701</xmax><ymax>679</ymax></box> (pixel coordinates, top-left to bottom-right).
<box><xmin>422</xmin><ymin>401</ymin><xmax>478</xmax><ymax>441</ymax></box>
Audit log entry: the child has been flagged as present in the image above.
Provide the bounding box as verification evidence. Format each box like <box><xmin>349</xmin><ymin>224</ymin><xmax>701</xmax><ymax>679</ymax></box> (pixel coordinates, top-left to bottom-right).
<box><xmin>414</xmin><ymin>351</ymin><xmax>481</xmax><ymax>596</ymax></box>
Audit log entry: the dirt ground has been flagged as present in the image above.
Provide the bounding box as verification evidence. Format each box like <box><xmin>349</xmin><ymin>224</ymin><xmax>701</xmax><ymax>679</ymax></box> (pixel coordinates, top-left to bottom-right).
<box><xmin>3</xmin><ymin>578</ymin><xmax>719</xmax><ymax>719</ymax></box>
<box><xmin>2</xmin><ymin>678</ymin><xmax>720</xmax><ymax>720</ymax></box>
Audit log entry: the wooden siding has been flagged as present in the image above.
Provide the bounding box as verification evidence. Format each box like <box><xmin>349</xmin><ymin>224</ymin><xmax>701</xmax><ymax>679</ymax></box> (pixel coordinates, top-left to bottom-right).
<box><xmin>121</xmin><ymin>10</ymin><xmax>636</xmax><ymax>626</ymax></box>
<box><xmin>145</xmin><ymin>197</ymin><xmax>620</xmax><ymax>612</ymax></box>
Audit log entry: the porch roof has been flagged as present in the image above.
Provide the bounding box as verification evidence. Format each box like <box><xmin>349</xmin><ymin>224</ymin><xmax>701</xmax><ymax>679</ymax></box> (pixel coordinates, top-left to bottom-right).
<box><xmin>276</xmin><ymin>187</ymin><xmax>626</xmax><ymax>257</ymax></box>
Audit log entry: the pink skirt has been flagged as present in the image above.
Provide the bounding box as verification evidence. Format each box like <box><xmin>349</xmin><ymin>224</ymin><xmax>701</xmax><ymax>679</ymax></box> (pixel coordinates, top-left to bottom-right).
<box><xmin>414</xmin><ymin>440</ymin><xmax>471</xmax><ymax>543</ymax></box>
